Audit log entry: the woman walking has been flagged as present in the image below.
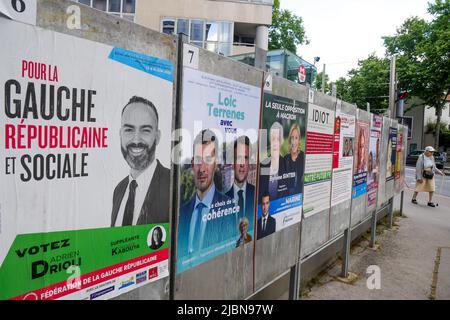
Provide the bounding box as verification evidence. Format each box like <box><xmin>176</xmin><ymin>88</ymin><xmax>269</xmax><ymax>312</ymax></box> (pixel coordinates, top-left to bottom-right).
<box><xmin>411</xmin><ymin>146</ymin><xmax>445</xmax><ymax>207</ymax></box>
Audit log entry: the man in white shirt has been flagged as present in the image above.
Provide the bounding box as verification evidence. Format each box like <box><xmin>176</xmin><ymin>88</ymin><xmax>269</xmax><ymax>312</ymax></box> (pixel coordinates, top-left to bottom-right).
<box><xmin>111</xmin><ymin>96</ymin><xmax>170</xmax><ymax>227</ymax></box>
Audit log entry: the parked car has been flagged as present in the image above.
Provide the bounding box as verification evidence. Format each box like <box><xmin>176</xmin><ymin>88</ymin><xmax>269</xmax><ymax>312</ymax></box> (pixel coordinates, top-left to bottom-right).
<box><xmin>406</xmin><ymin>150</ymin><xmax>445</xmax><ymax>169</ymax></box>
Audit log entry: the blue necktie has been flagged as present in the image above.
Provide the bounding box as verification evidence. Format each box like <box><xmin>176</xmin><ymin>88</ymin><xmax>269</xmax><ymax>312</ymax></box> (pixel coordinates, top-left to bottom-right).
<box><xmin>192</xmin><ymin>202</ymin><xmax>206</xmax><ymax>251</ymax></box>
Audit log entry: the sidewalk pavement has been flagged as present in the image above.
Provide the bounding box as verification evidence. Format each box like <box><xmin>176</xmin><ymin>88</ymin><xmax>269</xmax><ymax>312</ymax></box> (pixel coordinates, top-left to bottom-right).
<box><xmin>302</xmin><ymin>188</ymin><xmax>450</xmax><ymax>300</ymax></box>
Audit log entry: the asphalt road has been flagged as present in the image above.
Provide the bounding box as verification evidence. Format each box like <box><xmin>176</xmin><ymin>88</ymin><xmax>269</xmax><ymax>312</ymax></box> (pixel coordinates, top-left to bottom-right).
<box><xmin>405</xmin><ymin>165</ymin><xmax>450</xmax><ymax>198</ymax></box>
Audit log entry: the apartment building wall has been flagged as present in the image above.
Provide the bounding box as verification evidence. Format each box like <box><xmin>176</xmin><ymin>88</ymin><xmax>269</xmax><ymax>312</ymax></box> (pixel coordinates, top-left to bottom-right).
<box><xmin>135</xmin><ymin>0</ymin><xmax>272</xmax><ymax>31</ymax></box>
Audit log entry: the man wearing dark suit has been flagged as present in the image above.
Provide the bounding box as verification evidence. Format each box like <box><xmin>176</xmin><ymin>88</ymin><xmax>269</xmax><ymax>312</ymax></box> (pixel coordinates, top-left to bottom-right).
<box><xmin>225</xmin><ymin>136</ymin><xmax>255</xmax><ymax>235</ymax></box>
<box><xmin>257</xmin><ymin>192</ymin><xmax>276</xmax><ymax>240</ymax></box>
<box><xmin>178</xmin><ymin>130</ymin><xmax>235</xmax><ymax>259</ymax></box>
<box><xmin>111</xmin><ymin>96</ymin><xmax>170</xmax><ymax>227</ymax></box>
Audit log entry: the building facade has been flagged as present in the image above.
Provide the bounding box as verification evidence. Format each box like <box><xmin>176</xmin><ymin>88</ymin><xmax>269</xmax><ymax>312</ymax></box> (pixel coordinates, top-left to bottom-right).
<box><xmin>231</xmin><ymin>49</ymin><xmax>318</xmax><ymax>86</ymax></box>
<box><xmin>72</xmin><ymin>0</ymin><xmax>273</xmax><ymax>57</ymax></box>
<box><xmin>403</xmin><ymin>97</ymin><xmax>450</xmax><ymax>154</ymax></box>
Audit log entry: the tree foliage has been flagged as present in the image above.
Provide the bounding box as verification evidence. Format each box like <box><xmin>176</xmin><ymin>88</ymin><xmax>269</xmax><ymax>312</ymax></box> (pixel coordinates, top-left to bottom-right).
<box><xmin>314</xmin><ymin>71</ymin><xmax>332</xmax><ymax>94</ymax></box>
<box><xmin>269</xmin><ymin>0</ymin><xmax>308</xmax><ymax>53</ymax></box>
<box><xmin>335</xmin><ymin>55</ymin><xmax>391</xmax><ymax>113</ymax></box>
<box><xmin>333</xmin><ymin>0</ymin><xmax>449</xmax><ymax>146</ymax></box>
<box><xmin>383</xmin><ymin>0</ymin><xmax>450</xmax><ymax>147</ymax></box>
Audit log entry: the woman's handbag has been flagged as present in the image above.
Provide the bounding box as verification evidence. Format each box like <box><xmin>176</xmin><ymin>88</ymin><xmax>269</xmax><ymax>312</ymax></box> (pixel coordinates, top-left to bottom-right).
<box><xmin>422</xmin><ymin>154</ymin><xmax>435</xmax><ymax>179</ymax></box>
<box><xmin>423</xmin><ymin>170</ymin><xmax>434</xmax><ymax>179</ymax></box>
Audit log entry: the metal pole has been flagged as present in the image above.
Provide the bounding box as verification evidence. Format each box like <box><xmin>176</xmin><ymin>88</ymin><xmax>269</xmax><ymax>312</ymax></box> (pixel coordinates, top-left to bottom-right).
<box><xmin>341</xmin><ymin>228</ymin><xmax>351</xmax><ymax>277</ymax></box>
<box><xmin>389</xmin><ymin>56</ymin><xmax>396</xmax><ymax>119</ymax></box>
<box><xmin>322</xmin><ymin>63</ymin><xmax>326</xmax><ymax>94</ymax></box>
<box><xmin>370</xmin><ymin>210</ymin><xmax>378</xmax><ymax>248</ymax></box>
<box><xmin>168</xmin><ymin>33</ymin><xmax>188</xmax><ymax>300</ymax></box>
<box><xmin>400</xmin><ymin>190</ymin><xmax>404</xmax><ymax>217</ymax></box>
<box><xmin>388</xmin><ymin>197</ymin><xmax>394</xmax><ymax>229</ymax></box>
<box><xmin>341</xmin><ymin>112</ymin><xmax>356</xmax><ymax>278</ymax></box>
<box><xmin>289</xmin><ymin>263</ymin><xmax>300</xmax><ymax>300</ymax></box>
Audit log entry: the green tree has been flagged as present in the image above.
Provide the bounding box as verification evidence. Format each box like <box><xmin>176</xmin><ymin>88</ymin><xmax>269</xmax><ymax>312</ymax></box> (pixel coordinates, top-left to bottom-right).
<box><xmin>383</xmin><ymin>0</ymin><xmax>450</xmax><ymax>148</ymax></box>
<box><xmin>269</xmin><ymin>0</ymin><xmax>308</xmax><ymax>53</ymax></box>
<box><xmin>314</xmin><ymin>71</ymin><xmax>332</xmax><ymax>94</ymax></box>
<box><xmin>334</xmin><ymin>54</ymin><xmax>391</xmax><ymax>113</ymax></box>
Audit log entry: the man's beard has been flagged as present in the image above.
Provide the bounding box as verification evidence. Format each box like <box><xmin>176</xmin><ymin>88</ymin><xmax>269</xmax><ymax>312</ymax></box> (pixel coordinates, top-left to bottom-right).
<box><xmin>121</xmin><ymin>141</ymin><xmax>156</xmax><ymax>171</ymax></box>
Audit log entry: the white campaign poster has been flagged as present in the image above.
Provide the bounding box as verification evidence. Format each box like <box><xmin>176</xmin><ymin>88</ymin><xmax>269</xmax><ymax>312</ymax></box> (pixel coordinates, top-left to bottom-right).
<box><xmin>330</xmin><ymin>110</ymin><xmax>355</xmax><ymax>206</ymax></box>
<box><xmin>177</xmin><ymin>67</ymin><xmax>261</xmax><ymax>273</ymax></box>
<box><xmin>0</xmin><ymin>19</ymin><xmax>173</xmax><ymax>300</ymax></box>
<box><xmin>303</xmin><ymin>103</ymin><xmax>335</xmax><ymax>217</ymax></box>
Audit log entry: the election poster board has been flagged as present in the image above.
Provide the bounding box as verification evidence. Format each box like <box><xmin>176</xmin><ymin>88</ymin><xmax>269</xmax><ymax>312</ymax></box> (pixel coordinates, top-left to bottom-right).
<box><xmin>330</xmin><ymin>109</ymin><xmax>355</xmax><ymax>207</ymax></box>
<box><xmin>352</xmin><ymin>118</ymin><xmax>370</xmax><ymax>200</ymax></box>
<box><xmin>395</xmin><ymin>125</ymin><xmax>405</xmax><ymax>193</ymax></box>
<box><xmin>303</xmin><ymin>104</ymin><xmax>334</xmax><ymax>217</ymax></box>
<box><xmin>377</xmin><ymin>117</ymin><xmax>390</xmax><ymax>208</ymax></box>
<box><xmin>367</xmin><ymin>114</ymin><xmax>382</xmax><ymax>213</ymax></box>
<box><xmin>0</xmin><ymin>19</ymin><xmax>174</xmax><ymax>300</ymax></box>
<box><xmin>395</xmin><ymin>127</ymin><xmax>403</xmax><ymax>181</ymax></box>
<box><xmin>256</xmin><ymin>93</ymin><xmax>307</xmax><ymax>240</ymax></box>
<box><xmin>386</xmin><ymin>127</ymin><xmax>397</xmax><ymax>182</ymax></box>
<box><xmin>177</xmin><ymin>67</ymin><xmax>261</xmax><ymax>273</ymax></box>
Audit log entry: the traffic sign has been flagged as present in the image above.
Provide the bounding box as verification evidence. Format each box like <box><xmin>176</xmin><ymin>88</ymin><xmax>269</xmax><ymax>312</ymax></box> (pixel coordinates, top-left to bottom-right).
<box><xmin>298</xmin><ymin>65</ymin><xmax>306</xmax><ymax>83</ymax></box>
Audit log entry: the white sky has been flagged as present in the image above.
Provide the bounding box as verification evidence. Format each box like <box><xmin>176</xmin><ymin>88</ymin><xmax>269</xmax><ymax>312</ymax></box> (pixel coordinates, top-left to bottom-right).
<box><xmin>280</xmin><ymin>0</ymin><xmax>433</xmax><ymax>81</ymax></box>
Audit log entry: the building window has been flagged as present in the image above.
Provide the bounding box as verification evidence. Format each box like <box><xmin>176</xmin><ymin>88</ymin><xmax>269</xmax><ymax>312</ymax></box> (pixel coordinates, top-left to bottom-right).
<box><xmin>162</xmin><ymin>19</ymin><xmax>175</xmax><ymax>35</ymax></box>
<box><xmin>109</xmin><ymin>0</ymin><xmax>121</xmax><ymax>12</ymax></box>
<box><xmin>190</xmin><ymin>19</ymin><xmax>204</xmax><ymax>48</ymax></box>
<box><xmin>74</xmin><ymin>0</ymin><xmax>135</xmax><ymax>21</ymax></box>
<box><xmin>123</xmin><ymin>0</ymin><xmax>135</xmax><ymax>13</ymax></box>
<box><xmin>234</xmin><ymin>35</ymin><xmax>255</xmax><ymax>46</ymax></box>
<box><xmin>177</xmin><ymin>19</ymin><xmax>189</xmax><ymax>35</ymax></box>
<box><xmin>161</xmin><ymin>18</ymin><xmax>233</xmax><ymax>56</ymax></box>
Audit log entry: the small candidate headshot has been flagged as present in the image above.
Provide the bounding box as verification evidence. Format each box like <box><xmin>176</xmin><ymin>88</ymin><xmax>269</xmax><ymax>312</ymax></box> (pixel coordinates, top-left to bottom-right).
<box><xmin>236</xmin><ymin>217</ymin><xmax>252</xmax><ymax>248</ymax></box>
<box><xmin>149</xmin><ymin>226</ymin><xmax>164</xmax><ymax>250</ymax></box>
<box><xmin>111</xmin><ymin>96</ymin><xmax>170</xmax><ymax>227</ymax></box>
<box><xmin>257</xmin><ymin>191</ymin><xmax>276</xmax><ymax>240</ymax></box>
<box><xmin>347</xmin><ymin>138</ymin><xmax>353</xmax><ymax>156</ymax></box>
<box><xmin>343</xmin><ymin>138</ymin><xmax>349</xmax><ymax>157</ymax></box>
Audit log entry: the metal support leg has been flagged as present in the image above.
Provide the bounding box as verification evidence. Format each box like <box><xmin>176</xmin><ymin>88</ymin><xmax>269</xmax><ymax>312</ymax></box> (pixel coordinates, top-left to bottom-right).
<box><xmin>288</xmin><ymin>263</ymin><xmax>300</xmax><ymax>300</ymax></box>
<box><xmin>370</xmin><ymin>210</ymin><xmax>377</xmax><ymax>248</ymax></box>
<box><xmin>400</xmin><ymin>191</ymin><xmax>404</xmax><ymax>217</ymax></box>
<box><xmin>388</xmin><ymin>198</ymin><xmax>394</xmax><ymax>229</ymax></box>
<box><xmin>341</xmin><ymin>228</ymin><xmax>351</xmax><ymax>278</ymax></box>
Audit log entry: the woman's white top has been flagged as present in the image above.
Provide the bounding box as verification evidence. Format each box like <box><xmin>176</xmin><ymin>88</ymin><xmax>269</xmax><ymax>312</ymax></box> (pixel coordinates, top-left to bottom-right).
<box><xmin>423</xmin><ymin>155</ymin><xmax>434</xmax><ymax>169</ymax></box>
